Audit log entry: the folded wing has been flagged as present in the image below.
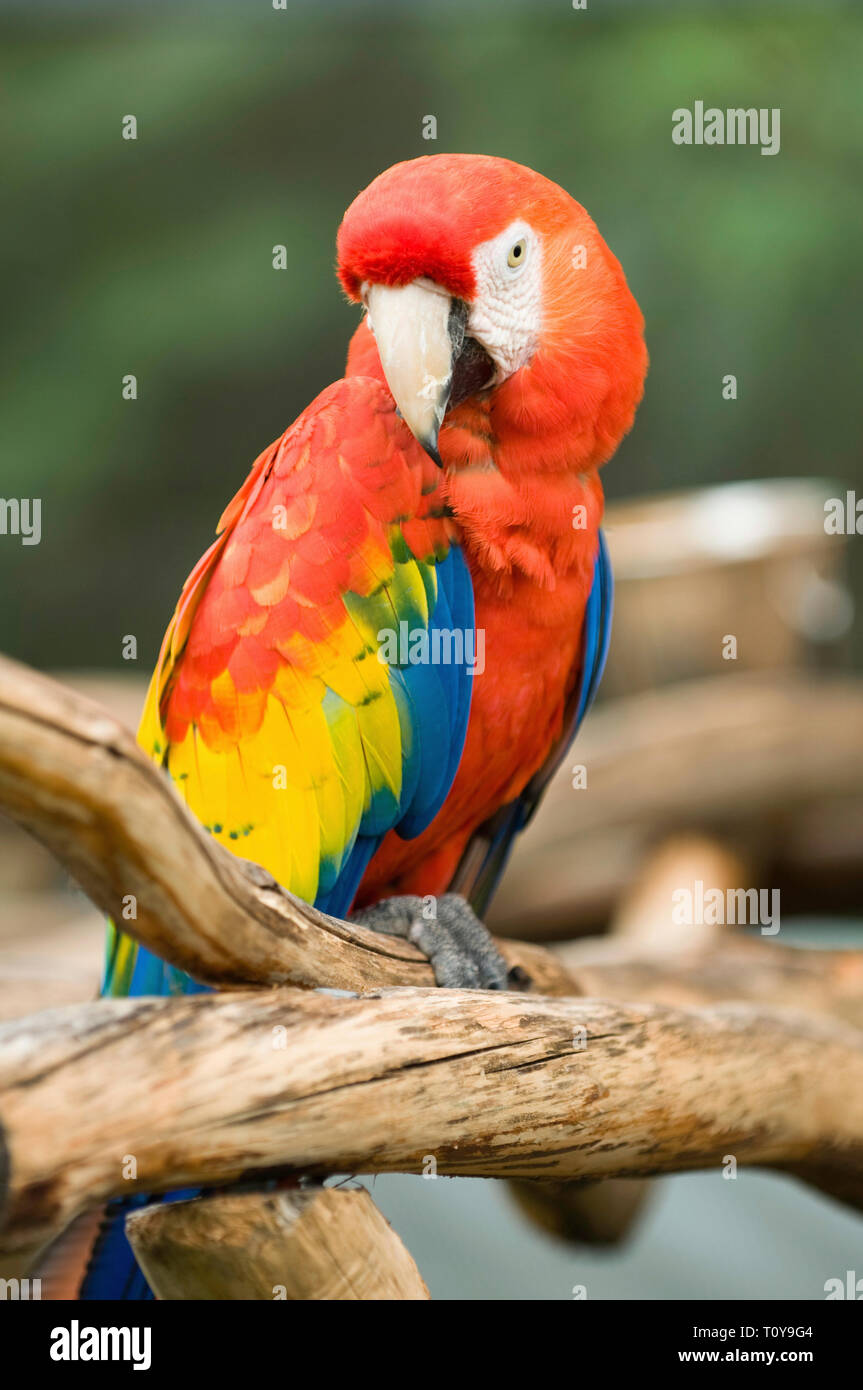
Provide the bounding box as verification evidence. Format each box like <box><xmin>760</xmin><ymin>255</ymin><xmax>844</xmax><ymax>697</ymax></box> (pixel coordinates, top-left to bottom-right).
<box><xmin>106</xmin><ymin>376</ymin><xmax>475</xmax><ymax>995</ymax></box>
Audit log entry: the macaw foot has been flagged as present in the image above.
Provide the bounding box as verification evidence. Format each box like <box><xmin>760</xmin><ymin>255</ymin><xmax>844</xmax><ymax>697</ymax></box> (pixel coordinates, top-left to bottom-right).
<box><xmin>351</xmin><ymin>892</ymin><xmax>527</xmax><ymax>991</ymax></box>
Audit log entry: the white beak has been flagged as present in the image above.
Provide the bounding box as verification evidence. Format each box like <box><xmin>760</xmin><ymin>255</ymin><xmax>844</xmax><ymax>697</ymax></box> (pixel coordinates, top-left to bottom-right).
<box><xmin>366</xmin><ymin>280</ymin><xmax>458</xmax><ymax>463</ymax></box>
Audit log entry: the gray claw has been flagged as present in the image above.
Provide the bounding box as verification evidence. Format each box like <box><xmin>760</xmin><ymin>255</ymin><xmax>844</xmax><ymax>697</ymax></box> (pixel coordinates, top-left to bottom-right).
<box><xmin>351</xmin><ymin>892</ymin><xmax>518</xmax><ymax>991</ymax></box>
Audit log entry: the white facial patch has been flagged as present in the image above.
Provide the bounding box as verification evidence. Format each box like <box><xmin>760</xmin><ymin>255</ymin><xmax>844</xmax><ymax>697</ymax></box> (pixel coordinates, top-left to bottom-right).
<box><xmin>467</xmin><ymin>220</ymin><xmax>542</xmax><ymax>382</ymax></box>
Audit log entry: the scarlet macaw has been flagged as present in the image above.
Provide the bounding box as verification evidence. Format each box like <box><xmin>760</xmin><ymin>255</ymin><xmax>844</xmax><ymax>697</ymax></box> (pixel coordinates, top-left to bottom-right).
<box><xmin>78</xmin><ymin>154</ymin><xmax>646</xmax><ymax>1298</ymax></box>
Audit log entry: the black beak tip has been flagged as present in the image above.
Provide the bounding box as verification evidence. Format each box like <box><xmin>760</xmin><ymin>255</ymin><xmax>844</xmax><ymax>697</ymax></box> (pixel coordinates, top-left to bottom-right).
<box><xmin>423</xmin><ymin>438</ymin><xmax>444</xmax><ymax>469</ymax></box>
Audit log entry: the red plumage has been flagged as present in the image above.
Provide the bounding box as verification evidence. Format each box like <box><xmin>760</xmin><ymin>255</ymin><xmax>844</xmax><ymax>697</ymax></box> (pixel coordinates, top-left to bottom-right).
<box><xmin>338</xmin><ymin>154</ymin><xmax>648</xmax><ymax>903</ymax></box>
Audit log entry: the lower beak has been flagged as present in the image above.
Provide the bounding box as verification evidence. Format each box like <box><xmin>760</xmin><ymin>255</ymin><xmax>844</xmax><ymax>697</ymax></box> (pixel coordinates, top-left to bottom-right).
<box><xmin>366</xmin><ymin>281</ymin><xmax>467</xmax><ymax>465</ymax></box>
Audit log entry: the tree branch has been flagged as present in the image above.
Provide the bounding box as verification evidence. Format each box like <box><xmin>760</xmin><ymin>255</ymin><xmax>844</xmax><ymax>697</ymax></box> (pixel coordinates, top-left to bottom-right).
<box><xmin>2</xmin><ymin>987</ymin><xmax>863</xmax><ymax>1254</ymax></box>
<box><xmin>125</xmin><ymin>1186</ymin><xmax>430</xmax><ymax>1301</ymax></box>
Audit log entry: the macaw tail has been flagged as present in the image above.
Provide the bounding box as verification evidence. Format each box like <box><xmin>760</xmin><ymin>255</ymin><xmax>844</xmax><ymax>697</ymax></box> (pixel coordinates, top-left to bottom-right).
<box><xmin>77</xmin><ymin>935</ymin><xmax>211</xmax><ymax>1301</ymax></box>
<box><xmin>79</xmin><ymin>1194</ymin><xmax>158</xmax><ymax>1301</ymax></box>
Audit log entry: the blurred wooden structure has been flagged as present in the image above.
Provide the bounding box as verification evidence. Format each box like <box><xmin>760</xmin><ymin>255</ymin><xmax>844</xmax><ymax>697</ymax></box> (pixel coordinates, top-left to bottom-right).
<box><xmin>489</xmin><ymin>671</ymin><xmax>863</xmax><ymax>939</ymax></box>
<box><xmin>126</xmin><ymin>1187</ymin><xmax>430</xmax><ymax>1301</ymax></box>
<box><xmin>602</xmin><ymin>478</ymin><xmax>853</xmax><ymax>694</ymax></box>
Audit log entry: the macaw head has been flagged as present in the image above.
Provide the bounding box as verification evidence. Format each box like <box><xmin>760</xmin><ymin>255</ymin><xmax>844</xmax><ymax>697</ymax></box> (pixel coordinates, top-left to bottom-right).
<box><xmin>337</xmin><ymin>153</ymin><xmax>647</xmax><ymax>471</ymax></box>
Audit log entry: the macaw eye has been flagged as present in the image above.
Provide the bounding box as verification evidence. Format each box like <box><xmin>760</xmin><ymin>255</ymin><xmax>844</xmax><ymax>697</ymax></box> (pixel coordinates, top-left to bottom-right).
<box><xmin>506</xmin><ymin>238</ymin><xmax>527</xmax><ymax>269</ymax></box>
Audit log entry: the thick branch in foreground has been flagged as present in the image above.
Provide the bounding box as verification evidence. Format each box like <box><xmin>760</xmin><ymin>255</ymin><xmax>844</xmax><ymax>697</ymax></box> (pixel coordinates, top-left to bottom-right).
<box><xmin>125</xmin><ymin>1187</ymin><xmax>430</xmax><ymax>1301</ymax></box>
<box><xmin>2</xmin><ymin>987</ymin><xmax>862</xmax><ymax>1254</ymax></box>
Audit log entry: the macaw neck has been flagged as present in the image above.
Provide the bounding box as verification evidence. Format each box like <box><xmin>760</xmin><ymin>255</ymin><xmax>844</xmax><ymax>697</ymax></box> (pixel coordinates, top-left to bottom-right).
<box><xmin>439</xmin><ymin>396</ymin><xmax>604</xmax><ymax>593</ymax></box>
<box><xmin>342</xmin><ymin>318</ymin><xmax>608</xmax><ymax>589</ymax></box>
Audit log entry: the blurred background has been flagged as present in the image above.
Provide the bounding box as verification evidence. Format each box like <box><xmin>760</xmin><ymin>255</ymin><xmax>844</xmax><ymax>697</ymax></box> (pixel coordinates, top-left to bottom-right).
<box><xmin>1</xmin><ymin>0</ymin><xmax>862</xmax><ymax>1299</ymax></box>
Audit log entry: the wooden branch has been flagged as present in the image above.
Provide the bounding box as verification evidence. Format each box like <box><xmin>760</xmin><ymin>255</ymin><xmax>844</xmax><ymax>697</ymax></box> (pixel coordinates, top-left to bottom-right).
<box><xmin>2</xmin><ymin>987</ymin><xmax>863</xmax><ymax>1254</ymax></box>
<box><xmin>125</xmin><ymin>1186</ymin><xmax>430</xmax><ymax>1301</ymax></box>
<box><xmin>557</xmin><ymin>934</ymin><xmax>863</xmax><ymax>1030</ymax></box>
<box><xmin>0</xmin><ymin>654</ymin><xmax>566</xmax><ymax>994</ymax></box>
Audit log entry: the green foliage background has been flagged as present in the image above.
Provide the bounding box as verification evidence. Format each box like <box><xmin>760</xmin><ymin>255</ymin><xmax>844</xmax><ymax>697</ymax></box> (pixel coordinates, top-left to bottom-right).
<box><xmin>1</xmin><ymin>0</ymin><xmax>861</xmax><ymax>668</ymax></box>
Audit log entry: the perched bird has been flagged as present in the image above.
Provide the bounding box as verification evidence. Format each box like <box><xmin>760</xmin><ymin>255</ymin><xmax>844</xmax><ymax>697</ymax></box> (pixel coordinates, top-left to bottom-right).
<box><xmin>76</xmin><ymin>154</ymin><xmax>646</xmax><ymax>1298</ymax></box>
